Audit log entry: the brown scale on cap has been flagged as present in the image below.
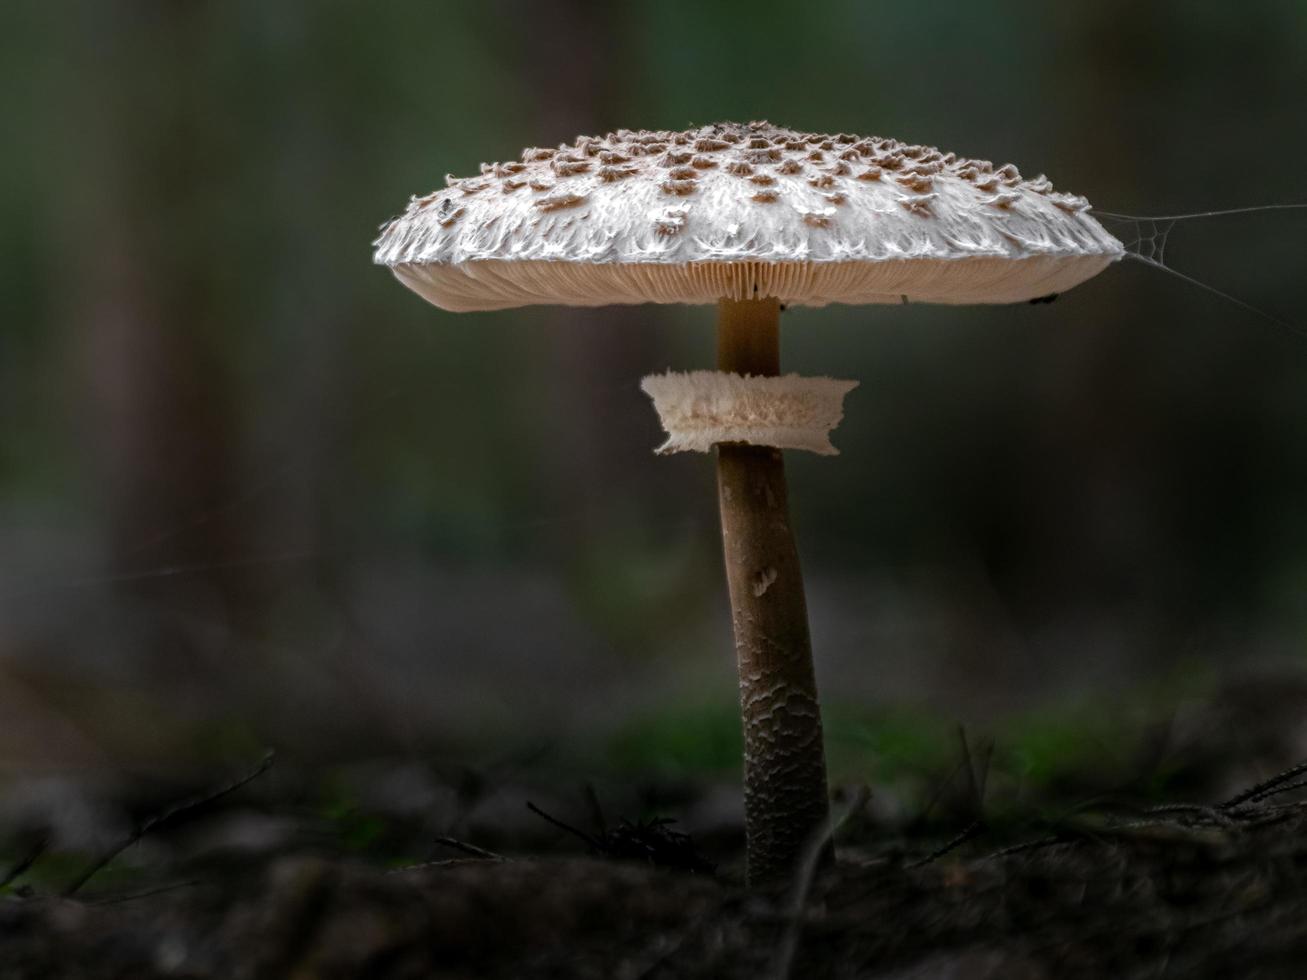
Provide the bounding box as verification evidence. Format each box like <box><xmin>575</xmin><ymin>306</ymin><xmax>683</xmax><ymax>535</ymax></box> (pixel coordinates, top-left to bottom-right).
<box><xmin>552</xmin><ymin>159</ymin><xmax>591</xmax><ymax>177</ymax></box>
<box><xmin>1050</xmin><ymin>192</ymin><xmax>1091</xmax><ymax>213</ymax></box>
<box><xmin>535</xmin><ymin>190</ymin><xmax>587</xmax><ymax>212</ymax></box>
<box><xmin>694</xmin><ymin>137</ymin><xmax>732</xmax><ymax>152</ymax></box>
<box><xmin>436</xmin><ymin>203</ymin><xmax>466</xmax><ymax>227</ymax></box>
<box><xmin>597</xmin><ymin>165</ymin><xmax>637</xmax><ymax>182</ymax></box>
<box><xmin>661</xmin><ymin>178</ymin><xmax>698</xmax><ymax>196</ymax></box>
<box><xmin>899</xmin><ymin>195</ymin><xmax>935</xmax><ymax>216</ymax></box>
<box><xmin>400</xmin><ymin>121</ymin><xmax>1083</xmax><ymax>246</ymax></box>
<box><xmin>896</xmin><ymin>173</ymin><xmax>934</xmax><ymax>194</ymax></box>
<box><xmin>652</xmin><ymin>208</ymin><xmax>688</xmax><ymax>236</ymax></box>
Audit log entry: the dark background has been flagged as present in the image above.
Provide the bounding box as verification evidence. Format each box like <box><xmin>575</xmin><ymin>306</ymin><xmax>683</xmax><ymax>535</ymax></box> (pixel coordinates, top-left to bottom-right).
<box><xmin>2</xmin><ymin>0</ymin><xmax>1305</xmax><ymax>782</ymax></box>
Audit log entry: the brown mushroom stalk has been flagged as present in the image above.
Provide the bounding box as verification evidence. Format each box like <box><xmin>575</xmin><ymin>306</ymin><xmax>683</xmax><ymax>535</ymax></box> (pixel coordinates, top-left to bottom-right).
<box><xmin>716</xmin><ymin>296</ymin><xmax>833</xmax><ymax>884</ymax></box>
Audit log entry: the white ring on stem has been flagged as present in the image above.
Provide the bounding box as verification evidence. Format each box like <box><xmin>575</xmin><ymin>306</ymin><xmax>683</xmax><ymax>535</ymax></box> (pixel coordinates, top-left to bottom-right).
<box><xmin>640</xmin><ymin>371</ymin><xmax>859</xmax><ymax>456</ymax></box>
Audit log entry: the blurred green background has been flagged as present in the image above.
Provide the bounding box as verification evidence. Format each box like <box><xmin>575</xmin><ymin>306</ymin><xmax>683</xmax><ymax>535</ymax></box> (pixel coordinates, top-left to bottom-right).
<box><xmin>2</xmin><ymin>0</ymin><xmax>1305</xmax><ymax>780</ymax></box>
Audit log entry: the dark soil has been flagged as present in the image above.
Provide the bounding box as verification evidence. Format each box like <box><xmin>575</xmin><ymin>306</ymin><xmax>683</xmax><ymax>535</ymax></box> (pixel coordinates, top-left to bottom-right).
<box><xmin>9</xmin><ymin>678</ymin><xmax>1307</xmax><ymax>979</ymax></box>
<box><xmin>5</xmin><ymin>799</ymin><xmax>1307</xmax><ymax>978</ymax></box>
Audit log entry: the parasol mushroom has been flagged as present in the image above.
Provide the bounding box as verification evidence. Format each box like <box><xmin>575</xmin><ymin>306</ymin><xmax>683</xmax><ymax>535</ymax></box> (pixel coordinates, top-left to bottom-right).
<box><xmin>373</xmin><ymin>121</ymin><xmax>1123</xmax><ymax>885</ymax></box>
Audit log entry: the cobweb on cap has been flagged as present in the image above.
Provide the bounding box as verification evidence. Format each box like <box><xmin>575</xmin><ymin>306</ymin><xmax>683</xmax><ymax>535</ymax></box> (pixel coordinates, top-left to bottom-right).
<box><xmin>1096</xmin><ymin>204</ymin><xmax>1307</xmax><ymax>338</ymax></box>
<box><xmin>1112</xmin><ymin>216</ymin><xmax>1176</xmax><ymax>268</ymax></box>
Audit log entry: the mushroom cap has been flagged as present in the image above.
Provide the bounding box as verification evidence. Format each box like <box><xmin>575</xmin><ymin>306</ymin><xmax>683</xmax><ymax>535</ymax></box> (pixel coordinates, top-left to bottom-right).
<box><xmin>374</xmin><ymin>121</ymin><xmax>1123</xmax><ymax>312</ymax></box>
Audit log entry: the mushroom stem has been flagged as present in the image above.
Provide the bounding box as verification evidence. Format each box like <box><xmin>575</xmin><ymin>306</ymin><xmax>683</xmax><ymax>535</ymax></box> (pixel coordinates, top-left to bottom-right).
<box><xmin>716</xmin><ymin>296</ymin><xmax>833</xmax><ymax>886</ymax></box>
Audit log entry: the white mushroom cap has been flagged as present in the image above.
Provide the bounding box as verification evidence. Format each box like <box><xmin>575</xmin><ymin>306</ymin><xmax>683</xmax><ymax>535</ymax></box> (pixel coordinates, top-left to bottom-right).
<box><xmin>374</xmin><ymin>121</ymin><xmax>1123</xmax><ymax>312</ymax></box>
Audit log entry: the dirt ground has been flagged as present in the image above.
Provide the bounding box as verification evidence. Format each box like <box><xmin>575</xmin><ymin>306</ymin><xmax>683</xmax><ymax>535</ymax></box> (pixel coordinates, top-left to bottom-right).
<box><xmin>6</xmin><ymin>675</ymin><xmax>1307</xmax><ymax>978</ymax></box>
<box><xmin>4</xmin><ymin>819</ymin><xmax>1307</xmax><ymax>979</ymax></box>
<box><xmin>5</xmin><ymin>763</ymin><xmax>1307</xmax><ymax>979</ymax></box>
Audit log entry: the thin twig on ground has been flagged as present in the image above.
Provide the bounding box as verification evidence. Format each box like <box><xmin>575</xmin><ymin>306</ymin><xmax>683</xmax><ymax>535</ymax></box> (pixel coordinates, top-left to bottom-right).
<box><xmin>433</xmin><ymin>837</ymin><xmax>504</xmax><ymax>861</ymax></box>
<box><xmin>1247</xmin><ymin>776</ymin><xmax>1307</xmax><ymax>802</ymax></box>
<box><xmin>63</xmin><ymin>750</ymin><xmax>275</xmax><ymax>897</ymax></box>
<box><xmin>526</xmin><ymin>801</ymin><xmax>603</xmax><ymax>850</ymax></box>
<box><xmin>913</xmin><ymin>757</ymin><xmax>970</xmax><ymax>827</ymax></box>
<box><xmin>583</xmin><ymin>782</ymin><xmax>607</xmax><ymax>835</ymax></box>
<box><xmin>907</xmin><ymin>820</ymin><xmax>984</xmax><ymax>869</ymax></box>
<box><xmin>774</xmin><ymin>786</ymin><xmax>871</xmax><ymax>980</ymax></box>
<box><xmin>1</xmin><ymin>834</ymin><xmax>49</xmax><ymax>889</ymax></box>
<box><xmin>981</xmin><ymin>756</ymin><xmax>1307</xmax><ymax>861</ymax></box>
<box><xmin>386</xmin><ymin>858</ymin><xmax>496</xmax><ymax>875</ymax></box>
<box><xmin>987</xmin><ymin>834</ymin><xmax>1073</xmax><ymax>860</ymax></box>
<box><xmin>90</xmin><ymin>879</ymin><xmax>201</xmax><ymax>907</ymax></box>
<box><xmin>1219</xmin><ymin>760</ymin><xmax>1307</xmax><ymax>810</ymax></box>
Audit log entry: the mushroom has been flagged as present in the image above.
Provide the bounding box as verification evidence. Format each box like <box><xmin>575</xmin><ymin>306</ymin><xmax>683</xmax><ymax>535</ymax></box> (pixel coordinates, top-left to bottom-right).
<box><xmin>373</xmin><ymin>121</ymin><xmax>1123</xmax><ymax>885</ymax></box>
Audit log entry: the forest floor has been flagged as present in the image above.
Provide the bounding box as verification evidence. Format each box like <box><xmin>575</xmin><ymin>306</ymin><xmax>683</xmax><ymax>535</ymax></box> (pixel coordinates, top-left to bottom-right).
<box><xmin>5</xmin><ymin>673</ymin><xmax>1307</xmax><ymax>978</ymax></box>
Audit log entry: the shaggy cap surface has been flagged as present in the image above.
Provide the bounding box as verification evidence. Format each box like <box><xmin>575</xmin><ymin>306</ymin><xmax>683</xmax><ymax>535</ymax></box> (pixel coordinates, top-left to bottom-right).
<box><xmin>374</xmin><ymin>121</ymin><xmax>1122</xmax><ymax>311</ymax></box>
